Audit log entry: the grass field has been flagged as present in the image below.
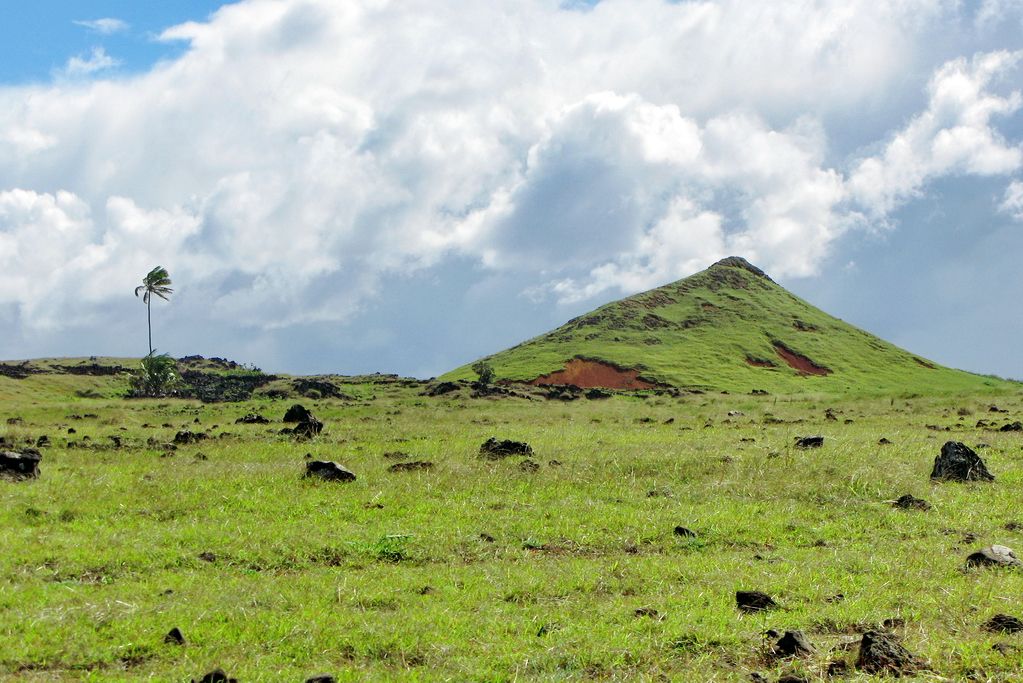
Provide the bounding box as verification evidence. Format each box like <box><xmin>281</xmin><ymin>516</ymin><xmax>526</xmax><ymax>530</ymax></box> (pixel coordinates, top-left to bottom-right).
<box><xmin>3</xmin><ymin>363</ymin><xmax>1023</xmax><ymax>681</ymax></box>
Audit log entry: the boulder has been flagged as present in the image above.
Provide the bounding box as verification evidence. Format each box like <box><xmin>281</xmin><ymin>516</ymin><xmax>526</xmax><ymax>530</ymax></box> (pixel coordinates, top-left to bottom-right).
<box><xmin>424</xmin><ymin>381</ymin><xmax>459</xmax><ymax>396</ymax></box>
<box><xmin>795</xmin><ymin>436</ymin><xmax>824</xmax><ymax>448</ymax></box>
<box><xmin>999</xmin><ymin>421</ymin><xmax>1023</xmax><ymax>432</ymax></box>
<box><xmin>283</xmin><ymin>404</ymin><xmax>314</xmax><ymax>423</ymax></box>
<box><xmin>0</xmin><ymin>451</ymin><xmax>41</xmax><ymax>479</ymax></box>
<box><xmin>931</xmin><ymin>441</ymin><xmax>994</xmax><ymax>481</ymax></box>
<box><xmin>966</xmin><ymin>545</ymin><xmax>1022</xmax><ymax>568</ymax></box>
<box><xmin>305</xmin><ymin>461</ymin><xmax>356</xmax><ymax>482</ymax></box>
<box><xmin>856</xmin><ymin>630</ymin><xmax>922</xmax><ymax>676</ymax></box>
<box><xmin>173</xmin><ymin>430</ymin><xmax>208</xmax><ymax>445</ymax></box>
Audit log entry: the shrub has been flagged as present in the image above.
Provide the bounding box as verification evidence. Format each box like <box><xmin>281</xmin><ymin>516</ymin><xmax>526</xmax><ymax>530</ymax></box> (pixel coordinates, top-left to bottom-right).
<box><xmin>129</xmin><ymin>352</ymin><xmax>179</xmax><ymax>397</ymax></box>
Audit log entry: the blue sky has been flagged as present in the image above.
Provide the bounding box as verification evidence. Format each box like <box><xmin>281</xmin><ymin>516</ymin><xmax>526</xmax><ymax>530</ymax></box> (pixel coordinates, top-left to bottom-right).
<box><xmin>0</xmin><ymin>2</ymin><xmax>224</xmax><ymax>83</ymax></box>
<box><xmin>1</xmin><ymin>0</ymin><xmax>1022</xmax><ymax>379</ymax></box>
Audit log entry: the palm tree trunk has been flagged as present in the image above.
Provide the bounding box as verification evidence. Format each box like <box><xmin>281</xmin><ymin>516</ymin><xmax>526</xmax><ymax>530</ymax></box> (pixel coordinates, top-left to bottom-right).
<box><xmin>147</xmin><ymin>298</ymin><xmax>153</xmax><ymax>355</ymax></box>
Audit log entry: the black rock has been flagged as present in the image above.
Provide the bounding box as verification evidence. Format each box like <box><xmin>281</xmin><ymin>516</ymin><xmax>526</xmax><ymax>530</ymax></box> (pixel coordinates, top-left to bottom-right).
<box><xmin>0</xmin><ymin>451</ymin><xmax>41</xmax><ymax>479</ymax></box>
<box><xmin>305</xmin><ymin>676</ymin><xmax>337</xmax><ymax>683</ymax></box>
<box><xmin>966</xmin><ymin>545</ymin><xmax>1022</xmax><ymax>568</ymax></box>
<box><xmin>773</xmin><ymin>630</ymin><xmax>816</xmax><ymax>657</ymax></box>
<box><xmin>35</xmin><ymin>435</ymin><xmax>50</xmax><ymax>447</ymax></box>
<box><xmin>673</xmin><ymin>526</ymin><xmax>698</xmax><ymax>539</ymax></box>
<box><xmin>585</xmin><ymin>388</ymin><xmax>612</xmax><ymax>400</ymax></box>
<box><xmin>291</xmin><ymin>417</ymin><xmax>324</xmax><ymax>438</ymax></box>
<box><xmin>479</xmin><ymin>437</ymin><xmax>533</xmax><ymax>459</ymax></box>
<box><xmin>518</xmin><ymin>459</ymin><xmax>540</xmax><ymax>473</ymax></box>
<box><xmin>776</xmin><ymin>675</ymin><xmax>808</xmax><ymax>683</ymax></box>
<box><xmin>856</xmin><ymin>630</ymin><xmax>922</xmax><ymax>676</ymax></box>
<box><xmin>931</xmin><ymin>441</ymin><xmax>994</xmax><ymax>481</ymax></box>
<box><xmin>999</xmin><ymin>421</ymin><xmax>1023</xmax><ymax>432</ymax></box>
<box><xmin>305</xmin><ymin>460</ymin><xmax>356</xmax><ymax>482</ymax></box>
<box><xmin>423</xmin><ymin>381</ymin><xmax>459</xmax><ymax>396</ymax></box>
<box><xmin>235</xmin><ymin>413</ymin><xmax>269</xmax><ymax>424</ymax></box>
<box><xmin>891</xmin><ymin>494</ymin><xmax>931</xmax><ymax>511</ymax></box>
<box><xmin>284</xmin><ymin>404</ymin><xmax>314</xmax><ymax>423</ymax></box>
<box><xmin>194</xmin><ymin>669</ymin><xmax>237</xmax><ymax>683</ymax></box>
<box><xmin>164</xmin><ymin>627</ymin><xmax>185</xmax><ymax>645</ymax></box>
<box><xmin>387</xmin><ymin>461</ymin><xmax>434</xmax><ymax>473</ymax></box>
<box><xmin>736</xmin><ymin>590</ymin><xmax>777</xmax><ymax>613</ymax></box>
<box><xmin>173</xmin><ymin>430</ymin><xmax>208</xmax><ymax>445</ymax></box>
<box><xmin>795</xmin><ymin>436</ymin><xmax>824</xmax><ymax>448</ymax></box>
<box><xmin>984</xmin><ymin>614</ymin><xmax>1023</xmax><ymax>633</ymax></box>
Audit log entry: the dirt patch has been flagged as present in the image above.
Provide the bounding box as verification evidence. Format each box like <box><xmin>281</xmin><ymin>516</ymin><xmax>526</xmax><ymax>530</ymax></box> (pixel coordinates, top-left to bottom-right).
<box><xmin>746</xmin><ymin>356</ymin><xmax>776</xmax><ymax>368</ymax></box>
<box><xmin>773</xmin><ymin>342</ymin><xmax>831</xmax><ymax>376</ymax></box>
<box><xmin>528</xmin><ymin>358</ymin><xmax>657</xmax><ymax>390</ymax></box>
<box><xmin>914</xmin><ymin>357</ymin><xmax>937</xmax><ymax>369</ymax></box>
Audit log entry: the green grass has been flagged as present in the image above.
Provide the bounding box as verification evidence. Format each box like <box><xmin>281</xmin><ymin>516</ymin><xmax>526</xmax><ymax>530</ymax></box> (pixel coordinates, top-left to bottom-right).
<box><xmin>443</xmin><ymin>257</ymin><xmax>1014</xmax><ymax>395</ymax></box>
<box><xmin>3</xmin><ymin>365</ymin><xmax>1023</xmax><ymax>680</ymax></box>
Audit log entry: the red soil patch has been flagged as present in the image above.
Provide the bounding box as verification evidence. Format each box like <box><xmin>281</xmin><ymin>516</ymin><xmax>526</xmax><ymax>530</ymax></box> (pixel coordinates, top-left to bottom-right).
<box><xmin>773</xmin><ymin>342</ymin><xmax>831</xmax><ymax>376</ymax></box>
<box><xmin>527</xmin><ymin>358</ymin><xmax>657</xmax><ymax>390</ymax></box>
<box><xmin>745</xmin><ymin>356</ymin><xmax>776</xmax><ymax>368</ymax></box>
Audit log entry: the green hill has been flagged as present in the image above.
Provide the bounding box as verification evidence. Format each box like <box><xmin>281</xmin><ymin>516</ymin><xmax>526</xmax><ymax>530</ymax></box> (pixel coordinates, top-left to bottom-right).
<box><xmin>445</xmin><ymin>256</ymin><xmax>1013</xmax><ymax>395</ymax></box>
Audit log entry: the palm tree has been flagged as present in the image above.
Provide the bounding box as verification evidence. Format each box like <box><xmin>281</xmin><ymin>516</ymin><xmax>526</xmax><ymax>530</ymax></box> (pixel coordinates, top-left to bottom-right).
<box><xmin>134</xmin><ymin>266</ymin><xmax>173</xmax><ymax>355</ymax></box>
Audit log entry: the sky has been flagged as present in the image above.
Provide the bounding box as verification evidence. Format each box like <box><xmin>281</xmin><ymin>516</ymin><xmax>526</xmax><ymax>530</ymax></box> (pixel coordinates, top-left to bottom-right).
<box><xmin>1</xmin><ymin>0</ymin><xmax>1022</xmax><ymax>379</ymax></box>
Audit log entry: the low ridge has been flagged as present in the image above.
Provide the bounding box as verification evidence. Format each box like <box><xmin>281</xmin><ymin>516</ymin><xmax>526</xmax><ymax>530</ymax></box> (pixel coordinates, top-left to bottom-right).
<box><xmin>444</xmin><ymin>257</ymin><xmax>1010</xmax><ymax>394</ymax></box>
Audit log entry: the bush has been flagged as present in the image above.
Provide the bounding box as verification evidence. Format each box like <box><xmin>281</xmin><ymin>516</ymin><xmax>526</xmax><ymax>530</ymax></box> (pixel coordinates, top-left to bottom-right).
<box><xmin>129</xmin><ymin>352</ymin><xmax>179</xmax><ymax>397</ymax></box>
<box><xmin>472</xmin><ymin>360</ymin><xmax>495</xmax><ymax>386</ymax></box>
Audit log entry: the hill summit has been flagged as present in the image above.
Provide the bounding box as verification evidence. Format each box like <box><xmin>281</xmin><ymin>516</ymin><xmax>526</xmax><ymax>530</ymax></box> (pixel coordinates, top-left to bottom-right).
<box><xmin>445</xmin><ymin>256</ymin><xmax>1007</xmax><ymax>394</ymax></box>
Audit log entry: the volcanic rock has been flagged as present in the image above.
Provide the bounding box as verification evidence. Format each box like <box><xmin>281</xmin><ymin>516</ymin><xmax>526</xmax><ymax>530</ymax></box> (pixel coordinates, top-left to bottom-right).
<box><xmin>305</xmin><ymin>676</ymin><xmax>337</xmax><ymax>683</ymax></box>
<box><xmin>235</xmin><ymin>413</ymin><xmax>269</xmax><ymax>424</ymax></box>
<box><xmin>795</xmin><ymin>436</ymin><xmax>824</xmax><ymax>448</ymax></box>
<box><xmin>673</xmin><ymin>526</ymin><xmax>698</xmax><ymax>538</ymax></box>
<box><xmin>736</xmin><ymin>590</ymin><xmax>777</xmax><ymax>613</ymax></box>
<box><xmin>424</xmin><ymin>381</ymin><xmax>459</xmax><ymax>396</ymax></box>
<box><xmin>891</xmin><ymin>494</ymin><xmax>931</xmax><ymax>511</ymax></box>
<box><xmin>0</xmin><ymin>451</ymin><xmax>41</xmax><ymax>479</ymax></box>
<box><xmin>164</xmin><ymin>627</ymin><xmax>186</xmax><ymax>645</ymax></box>
<box><xmin>284</xmin><ymin>404</ymin><xmax>314</xmax><ymax>423</ymax></box>
<box><xmin>984</xmin><ymin>614</ymin><xmax>1023</xmax><ymax>633</ymax></box>
<box><xmin>305</xmin><ymin>460</ymin><xmax>356</xmax><ymax>482</ymax></box>
<box><xmin>193</xmin><ymin>670</ymin><xmax>237</xmax><ymax>683</ymax></box>
<box><xmin>966</xmin><ymin>545</ymin><xmax>1022</xmax><ymax>568</ymax></box>
<box><xmin>856</xmin><ymin>630</ymin><xmax>922</xmax><ymax>676</ymax></box>
<box><xmin>387</xmin><ymin>461</ymin><xmax>434</xmax><ymax>473</ymax></box>
<box><xmin>479</xmin><ymin>437</ymin><xmax>533</xmax><ymax>459</ymax></box>
<box><xmin>772</xmin><ymin>630</ymin><xmax>816</xmax><ymax>657</ymax></box>
<box><xmin>999</xmin><ymin>421</ymin><xmax>1023</xmax><ymax>432</ymax></box>
<box><xmin>931</xmin><ymin>441</ymin><xmax>994</xmax><ymax>481</ymax></box>
<box><xmin>173</xmin><ymin>430</ymin><xmax>208</xmax><ymax>445</ymax></box>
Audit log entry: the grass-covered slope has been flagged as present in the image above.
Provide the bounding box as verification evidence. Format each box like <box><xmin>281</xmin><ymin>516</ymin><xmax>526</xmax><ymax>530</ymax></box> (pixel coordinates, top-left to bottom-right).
<box><xmin>445</xmin><ymin>257</ymin><xmax>1012</xmax><ymax>395</ymax></box>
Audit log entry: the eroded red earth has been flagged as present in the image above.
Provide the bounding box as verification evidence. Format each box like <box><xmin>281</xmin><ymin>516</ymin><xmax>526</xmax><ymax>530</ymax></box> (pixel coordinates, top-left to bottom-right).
<box><xmin>528</xmin><ymin>358</ymin><xmax>657</xmax><ymax>389</ymax></box>
<box><xmin>773</xmin><ymin>342</ymin><xmax>831</xmax><ymax>376</ymax></box>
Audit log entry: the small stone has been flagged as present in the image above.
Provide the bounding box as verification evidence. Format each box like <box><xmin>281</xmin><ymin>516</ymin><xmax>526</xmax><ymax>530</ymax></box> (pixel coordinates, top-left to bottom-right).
<box><xmin>890</xmin><ymin>494</ymin><xmax>931</xmax><ymax>510</ymax></box>
<box><xmin>984</xmin><ymin>614</ymin><xmax>1023</xmax><ymax>633</ymax></box>
<box><xmin>305</xmin><ymin>675</ymin><xmax>337</xmax><ymax>683</ymax></box>
<box><xmin>387</xmin><ymin>461</ymin><xmax>434</xmax><ymax>473</ymax></box>
<box><xmin>773</xmin><ymin>630</ymin><xmax>816</xmax><ymax>657</ymax></box>
<box><xmin>777</xmin><ymin>675</ymin><xmax>807</xmax><ymax>683</ymax></box>
<box><xmin>198</xmin><ymin>551</ymin><xmax>217</xmax><ymax>563</ymax></box>
<box><xmin>856</xmin><ymin>630</ymin><xmax>922</xmax><ymax>676</ymax></box>
<box><xmin>878</xmin><ymin>437</ymin><xmax>892</xmax><ymax>445</ymax></box>
<box><xmin>235</xmin><ymin>413</ymin><xmax>269</xmax><ymax>424</ymax></box>
<box><xmin>518</xmin><ymin>459</ymin><xmax>540</xmax><ymax>473</ymax></box>
<box><xmin>634</xmin><ymin>606</ymin><xmax>660</xmax><ymax>618</ymax></box>
<box><xmin>826</xmin><ymin>659</ymin><xmax>849</xmax><ymax>676</ymax></box>
<box><xmin>305</xmin><ymin>461</ymin><xmax>356</xmax><ymax>482</ymax></box>
<box><xmin>164</xmin><ymin>627</ymin><xmax>185</xmax><ymax>645</ymax></box>
<box><xmin>736</xmin><ymin>590</ymin><xmax>777</xmax><ymax>613</ymax></box>
<box><xmin>673</xmin><ymin>526</ymin><xmax>698</xmax><ymax>539</ymax></box>
<box><xmin>966</xmin><ymin>545</ymin><xmax>1022</xmax><ymax>568</ymax></box>
<box><xmin>795</xmin><ymin>436</ymin><xmax>824</xmax><ymax>448</ymax></box>
<box><xmin>999</xmin><ymin>421</ymin><xmax>1023</xmax><ymax>432</ymax></box>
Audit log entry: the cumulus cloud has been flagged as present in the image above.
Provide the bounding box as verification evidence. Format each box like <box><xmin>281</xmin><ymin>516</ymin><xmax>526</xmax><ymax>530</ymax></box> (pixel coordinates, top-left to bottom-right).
<box><xmin>1002</xmin><ymin>180</ymin><xmax>1023</xmax><ymax>219</ymax></box>
<box><xmin>0</xmin><ymin>0</ymin><xmax>1021</xmax><ymax>340</ymax></box>
<box><xmin>73</xmin><ymin>18</ymin><xmax>130</xmax><ymax>35</ymax></box>
<box><xmin>848</xmin><ymin>50</ymin><xmax>1022</xmax><ymax>216</ymax></box>
<box><xmin>59</xmin><ymin>47</ymin><xmax>121</xmax><ymax>78</ymax></box>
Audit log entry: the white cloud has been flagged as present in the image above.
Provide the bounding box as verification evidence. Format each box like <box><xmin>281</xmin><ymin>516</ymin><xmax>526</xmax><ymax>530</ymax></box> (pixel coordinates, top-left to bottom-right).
<box><xmin>848</xmin><ymin>50</ymin><xmax>1022</xmax><ymax>215</ymax></box>
<box><xmin>1001</xmin><ymin>180</ymin><xmax>1023</xmax><ymax>219</ymax></box>
<box><xmin>73</xmin><ymin>18</ymin><xmax>130</xmax><ymax>35</ymax></box>
<box><xmin>60</xmin><ymin>47</ymin><xmax>121</xmax><ymax>78</ymax></box>
<box><xmin>0</xmin><ymin>0</ymin><xmax>1020</xmax><ymax>336</ymax></box>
